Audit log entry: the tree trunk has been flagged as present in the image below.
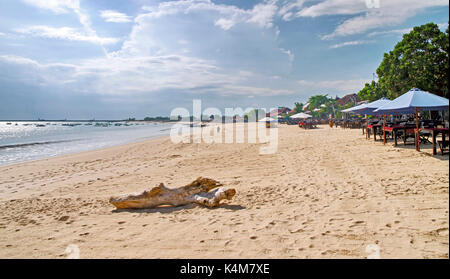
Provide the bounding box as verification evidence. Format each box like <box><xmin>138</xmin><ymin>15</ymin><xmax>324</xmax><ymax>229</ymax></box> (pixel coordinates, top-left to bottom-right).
<box><xmin>109</xmin><ymin>177</ymin><xmax>236</xmax><ymax>209</ymax></box>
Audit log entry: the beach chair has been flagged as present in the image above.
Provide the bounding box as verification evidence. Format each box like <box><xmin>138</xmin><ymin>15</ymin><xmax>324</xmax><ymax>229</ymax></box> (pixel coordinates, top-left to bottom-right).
<box><xmin>418</xmin><ymin>122</ymin><xmax>432</xmax><ymax>144</ymax></box>
<box><xmin>437</xmin><ymin>140</ymin><xmax>449</xmax><ymax>155</ymax></box>
<box><xmin>397</xmin><ymin>128</ymin><xmax>415</xmax><ymax>145</ymax></box>
<box><xmin>418</xmin><ymin>130</ymin><xmax>432</xmax><ymax>144</ymax></box>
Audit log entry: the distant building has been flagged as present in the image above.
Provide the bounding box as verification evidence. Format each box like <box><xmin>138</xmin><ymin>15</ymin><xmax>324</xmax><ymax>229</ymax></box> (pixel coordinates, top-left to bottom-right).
<box><xmin>266</xmin><ymin>107</ymin><xmax>292</xmax><ymax>117</ymax></box>
<box><xmin>336</xmin><ymin>93</ymin><xmax>360</xmax><ymax>107</ymax></box>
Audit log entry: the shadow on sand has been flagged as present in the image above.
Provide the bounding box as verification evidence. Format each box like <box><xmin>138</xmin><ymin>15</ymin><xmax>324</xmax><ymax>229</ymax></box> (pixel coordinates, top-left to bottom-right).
<box><xmin>383</xmin><ymin>139</ymin><xmax>449</xmax><ymax>161</ymax></box>
<box><xmin>112</xmin><ymin>203</ymin><xmax>245</xmax><ymax>214</ymax></box>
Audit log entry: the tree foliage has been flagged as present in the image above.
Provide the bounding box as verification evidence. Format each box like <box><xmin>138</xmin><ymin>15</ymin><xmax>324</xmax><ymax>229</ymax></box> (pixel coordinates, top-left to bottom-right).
<box><xmin>357</xmin><ymin>80</ymin><xmax>387</xmax><ymax>102</ymax></box>
<box><xmin>307</xmin><ymin>94</ymin><xmax>329</xmax><ymax>110</ymax></box>
<box><xmin>293</xmin><ymin>102</ymin><xmax>304</xmax><ymax>113</ymax></box>
<box><xmin>376</xmin><ymin>22</ymin><xmax>449</xmax><ymax>99</ymax></box>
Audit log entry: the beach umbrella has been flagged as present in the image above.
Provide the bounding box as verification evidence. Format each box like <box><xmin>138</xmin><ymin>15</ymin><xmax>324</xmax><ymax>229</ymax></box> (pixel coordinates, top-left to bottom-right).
<box><xmin>341</xmin><ymin>103</ymin><xmax>368</xmax><ymax>113</ymax></box>
<box><xmin>374</xmin><ymin>88</ymin><xmax>448</xmax><ymax>114</ymax></box>
<box><xmin>342</xmin><ymin>98</ymin><xmax>391</xmax><ymax>115</ymax></box>
<box><xmin>290</xmin><ymin>112</ymin><xmax>312</xmax><ymax>119</ymax></box>
<box><xmin>357</xmin><ymin>98</ymin><xmax>392</xmax><ymax>115</ymax></box>
<box><xmin>374</xmin><ymin>88</ymin><xmax>449</xmax><ymax>151</ymax></box>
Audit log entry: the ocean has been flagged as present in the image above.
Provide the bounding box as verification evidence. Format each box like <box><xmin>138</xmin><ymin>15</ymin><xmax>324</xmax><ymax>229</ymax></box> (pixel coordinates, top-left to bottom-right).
<box><xmin>0</xmin><ymin>121</ymin><xmax>173</xmax><ymax>166</ymax></box>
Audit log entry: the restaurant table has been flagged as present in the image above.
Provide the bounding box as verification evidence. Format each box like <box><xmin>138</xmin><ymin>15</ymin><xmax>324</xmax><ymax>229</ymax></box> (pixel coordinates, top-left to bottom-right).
<box><xmin>414</xmin><ymin>127</ymin><xmax>450</xmax><ymax>155</ymax></box>
<box><xmin>383</xmin><ymin>125</ymin><xmax>416</xmax><ymax>146</ymax></box>
<box><xmin>367</xmin><ymin>124</ymin><xmax>382</xmax><ymax>141</ymax></box>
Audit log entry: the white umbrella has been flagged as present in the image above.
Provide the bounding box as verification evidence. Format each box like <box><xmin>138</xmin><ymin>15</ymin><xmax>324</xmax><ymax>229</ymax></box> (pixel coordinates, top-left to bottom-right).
<box><xmin>290</xmin><ymin>112</ymin><xmax>312</xmax><ymax>119</ymax></box>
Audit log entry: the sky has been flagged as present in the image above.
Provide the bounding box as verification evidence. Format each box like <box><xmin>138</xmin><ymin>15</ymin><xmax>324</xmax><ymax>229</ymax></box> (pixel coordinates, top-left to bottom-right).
<box><xmin>0</xmin><ymin>0</ymin><xmax>448</xmax><ymax>120</ymax></box>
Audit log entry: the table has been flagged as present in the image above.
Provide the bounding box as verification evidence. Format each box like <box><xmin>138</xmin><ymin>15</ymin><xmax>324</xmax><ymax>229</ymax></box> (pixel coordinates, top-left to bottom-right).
<box><xmin>415</xmin><ymin>128</ymin><xmax>449</xmax><ymax>155</ymax></box>
<box><xmin>383</xmin><ymin>125</ymin><xmax>416</xmax><ymax>146</ymax></box>
<box><xmin>367</xmin><ymin>124</ymin><xmax>382</xmax><ymax>141</ymax></box>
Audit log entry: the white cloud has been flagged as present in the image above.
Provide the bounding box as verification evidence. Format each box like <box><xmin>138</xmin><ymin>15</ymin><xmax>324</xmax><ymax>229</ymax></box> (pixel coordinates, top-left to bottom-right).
<box><xmin>16</xmin><ymin>26</ymin><xmax>119</xmax><ymax>45</ymax></box>
<box><xmin>142</xmin><ymin>0</ymin><xmax>278</xmax><ymax>31</ymax></box>
<box><xmin>0</xmin><ymin>54</ymin><xmax>225</xmax><ymax>94</ymax></box>
<box><xmin>22</xmin><ymin>0</ymin><xmax>110</xmax><ymax>55</ymax></box>
<box><xmin>329</xmin><ymin>40</ymin><xmax>372</xmax><ymax>48</ymax></box>
<box><xmin>368</xmin><ymin>22</ymin><xmax>448</xmax><ymax>37</ymax></box>
<box><xmin>296</xmin><ymin>0</ymin><xmax>366</xmax><ymax>18</ymax></box>
<box><xmin>277</xmin><ymin>0</ymin><xmax>449</xmax><ymax>39</ymax></box>
<box><xmin>367</xmin><ymin>27</ymin><xmax>413</xmax><ymax>37</ymax></box>
<box><xmin>21</xmin><ymin>0</ymin><xmax>80</xmax><ymax>14</ymax></box>
<box><xmin>326</xmin><ymin>0</ymin><xmax>448</xmax><ymax>38</ymax></box>
<box><xmin>278</xmin><ymin>0</ymin><xmax>306</xmax><ymax>21</ymax></box>
<box><xmin>247</xmin><ymin>0</ymin><xmax>278</xmax><ymax>28</ymax></box>
<box><xmin>298</xmin><ymin>79</ymin><xmax>369</xmax><ymax>92</ymax></box>
<box><xmin>4</xmin><ymin>0</ymin><xmax>298</xmax><ymax>98</ymax></box>
<box><xmin>100</xmin><ymin>10</ymin><xmax>133</xmax><ymax>23</ymax></box>
<box><xmin>0</xmin><ymin>55</ymin><xmax>40</xmax><ymax>65</ymax></box>
<box><xmin>0</xmin><ymin>48</ymin><xmax>292</xmax><ymax>97</ymax></box>
<box><xmin>437</xmin><ymin>22</ymin><xmax>449</xmax><ymax>30</ymax></box>
<box><xmin>280</xmin><ymin>48</ymin><xmax>294</xmax><ymax>62</ymax></box>
<box><xmin>214</xmin><ymin>18</ymin><xmax>235</xmax><ymax>30</ymax></box>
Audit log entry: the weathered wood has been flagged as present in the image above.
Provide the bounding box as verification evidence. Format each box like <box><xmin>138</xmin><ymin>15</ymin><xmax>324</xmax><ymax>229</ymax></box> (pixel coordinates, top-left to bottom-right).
<box><xmin>109</xmin><ymin>177</ymin><xmax>236</xmax><ymax>209</ymax></box>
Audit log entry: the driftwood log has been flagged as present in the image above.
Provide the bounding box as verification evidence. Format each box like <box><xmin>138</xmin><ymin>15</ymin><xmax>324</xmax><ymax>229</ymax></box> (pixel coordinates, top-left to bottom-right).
<box><xmin>109</xmin><ymin>177</ymin><xmax>236</xmax><ymax>209</ymax></box>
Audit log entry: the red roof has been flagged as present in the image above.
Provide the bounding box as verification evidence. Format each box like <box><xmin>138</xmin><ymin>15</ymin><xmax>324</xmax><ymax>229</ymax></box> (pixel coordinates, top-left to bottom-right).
<box><xmin>266</xmin><ymin>107</ymin><xmax>292</xmax><ymax>117</ymax></box>
<box><xmin>336</xmin><ymin>94</ymin><xmax>360</xmax><ymax>106</ymax></box>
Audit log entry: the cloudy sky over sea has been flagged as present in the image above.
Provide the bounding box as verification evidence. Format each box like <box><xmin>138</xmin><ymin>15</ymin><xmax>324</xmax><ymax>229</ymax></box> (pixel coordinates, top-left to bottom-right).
<box><xmin>0</xmin><ymin>0</ymin><xmax>448</xmax><ymax>119</ymax></box>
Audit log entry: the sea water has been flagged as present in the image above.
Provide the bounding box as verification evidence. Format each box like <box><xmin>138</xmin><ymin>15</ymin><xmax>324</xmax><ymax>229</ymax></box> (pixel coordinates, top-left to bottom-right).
<box><xmin>0</xmin><ymin>121</ymin><xmax>173</xmax><ymax>166</ymax></box>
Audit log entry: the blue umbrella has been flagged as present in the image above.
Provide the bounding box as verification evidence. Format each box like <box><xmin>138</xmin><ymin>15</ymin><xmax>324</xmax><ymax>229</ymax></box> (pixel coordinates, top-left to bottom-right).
<box><xmin>374</xmin><ymin>88</ymin><xmax>449</xmax><ymax>151</ymax></box>
<box><xmin>342</xmin><ymin>98</ymin><xmax>392</xmax><ymax>115</ymax></box>
<box><xmin>357</xmin><ymin>97</ymin><xmax>392</xmax><ymax>115</ymax></box>
<box><xmin>374</xmin><ymin>88</ymin><xmax>448</xmax><ymax>114</ymax></box>
<box><xmin>341</xmin><ymin>103</ymin><xmax>368</xmax><ymax>113</ymax></box>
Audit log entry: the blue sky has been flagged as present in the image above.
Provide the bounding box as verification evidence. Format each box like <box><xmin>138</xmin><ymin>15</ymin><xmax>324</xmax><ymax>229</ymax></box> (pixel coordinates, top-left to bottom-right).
<box><xmin>0</xmin><ymin>0</ymin><xmax>448</xmax><ymax>119</ymax></box>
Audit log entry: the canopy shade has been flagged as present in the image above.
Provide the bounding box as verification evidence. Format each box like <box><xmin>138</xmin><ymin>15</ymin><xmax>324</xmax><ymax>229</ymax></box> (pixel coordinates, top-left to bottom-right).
<box><xmin>341</xmin><ymin>98</ymin><xmax>391</xmax><ymax>115</ymax></box>
<box><xmin>374</xmin><ymin>88</ymin><xmax>449</xmax><ymax>114</ymax></box>
<box><xmin>357</xmin><ymin>97</ymin><xmax>392</xmax><ymax>115</ymax></box>
<box><xmin>290</xmin><ymin>112</ymin><xmax>312</xmax><ymax>119</ymax></box>
<box><xmin>341</xmin><ymin>103</ymin><xmax>368</xmax><ymax>113</ymax></box>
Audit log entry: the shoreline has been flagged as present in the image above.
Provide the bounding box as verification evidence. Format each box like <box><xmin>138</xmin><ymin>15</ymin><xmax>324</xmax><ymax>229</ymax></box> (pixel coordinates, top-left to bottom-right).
<box><xmin>0</xmin><ymin>134</ymin><xmax>171</xmax><ymax>169</ymax></box>
<box><xmin>0</xmin><ymin>122</ymin><xmax>174</xmax><ymax>168</ymax></box>
<box><xmin>0</xmin><ymin>124</ymin><xmax>448</xmax><ymax>258</ymax></box>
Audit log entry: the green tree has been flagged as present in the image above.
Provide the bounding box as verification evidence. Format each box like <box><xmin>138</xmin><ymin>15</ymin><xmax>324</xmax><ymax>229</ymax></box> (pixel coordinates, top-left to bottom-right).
<box><xmin>293</xmin><ymin>102</ymin><xmax>304</xmax><ymax>113</ymax></box>
<box><xmin>376</xmin><ymin>22</ymin><xmax>449</xmax><ymax>98</ymax></box>
<box><xmin>357</xmin><ymin>80</ymin><xmax>387</xmax><ymax>102</ymax></box>
<box><xmin>307</xmin><ymin>94</ymin><xmax>329</xmax><ymax>110</ymax></box>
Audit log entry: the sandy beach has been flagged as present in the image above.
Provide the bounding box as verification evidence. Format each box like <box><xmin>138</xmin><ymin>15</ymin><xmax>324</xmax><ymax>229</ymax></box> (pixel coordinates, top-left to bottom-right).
<box><xmin>0</xmin><ymin>124</ymin><xmax>448</xmax><ymax>259</ymax></box>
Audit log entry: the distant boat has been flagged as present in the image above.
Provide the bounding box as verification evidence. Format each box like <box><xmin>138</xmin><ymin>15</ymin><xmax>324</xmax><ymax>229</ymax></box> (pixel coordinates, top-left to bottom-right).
<box><xmin>95</xmin><ymin>122</ymin><xmax>109</xmax><ymax>127</ymax></box>
<box><xmin>36</xmin><ymin>124</ymin><xmax>46</xmax><ymax>127</ymax></box>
